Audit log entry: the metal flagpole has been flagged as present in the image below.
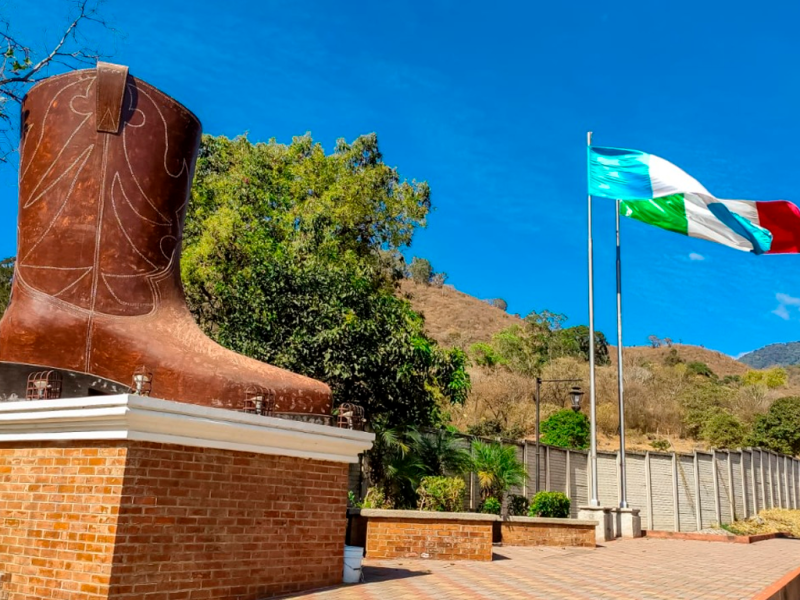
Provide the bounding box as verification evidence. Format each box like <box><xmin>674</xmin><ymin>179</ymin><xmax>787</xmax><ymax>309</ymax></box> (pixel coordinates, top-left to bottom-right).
<box><xmin>616</xmin><ymin>199</ymin><xmax>628</xmax><ymax>509</ymax></box>
<box><xmin>587</xmin><ymin>132</ymin><xmax>599</xmax><ymax>507</ymax></box>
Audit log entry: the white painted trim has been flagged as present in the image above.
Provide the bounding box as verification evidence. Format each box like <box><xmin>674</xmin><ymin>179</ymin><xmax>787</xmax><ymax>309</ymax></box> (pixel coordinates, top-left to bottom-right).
<box><xmin>0</xmin><ymin>395</ymin><xmax>374</xmax><ymax>463</ymax></box>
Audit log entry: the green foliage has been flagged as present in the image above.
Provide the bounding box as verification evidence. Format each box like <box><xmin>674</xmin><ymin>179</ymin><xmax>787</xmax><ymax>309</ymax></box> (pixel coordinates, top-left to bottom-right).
<box><xmin>701</xmin><ymin>411</ymin><xmax>747</xmax><ymax>449</ymax></box>
<box><xmin>650</xmin><ymin>438</ymin><xmax>671</xmax><ymax>452</ymax></box>
<box><xmin>470</xmin><ymin>440</ymin><xmax>527</xmax><ymax>502</ymax></box>
<box><xmin>469</xmin><ymin>342</ymin><xmax>508</xmax><ymax>369</ymax></box>
<box><xmin>507</xmin><ymin>494</ymin><xmax>529</xmax><ymax>516</ymax></box>
<box><xmin>740</xmin><ymin>342</ymin><xmax>800</xmax><ymax>369</ymax></box>
<box><xmin>184</xmin><ymin>133</ymin><xmax>468</xmax><ymax>427</ymax></box>
<box><xmin>680</xmin><ymin>382</ymin><xmax>730</xmax><ymax>439</ymax></box>
<box><xmin>467</xmin><ymin>310</ymin><xmax>609</xmax><ymax>376</ymax></box>
<box><xmin>686</xmin><ymin>361</ymin><xmax>715</xmax><ymax>378</ymax></box>
<box><xmin>466</xmin><ymin>419</ymin><xmax>525</xmax><ymax>440</ymax></box>
<box><xmin>480</xmin><ymin>497</ymin><xmax>502</xmax><ymax>515</ymax></box>
<box><xmin>749</xmin><ymin>397</ymin><xmax>800</xmax><ymax>455</ymax></box>
<box><xmin>664</xmin><ymin>349</ymin><xmax>684</xmax><ymax>367</ymax></box>
<box><xmin>413</xmin><ymin>429</ymin><xmax>472</xmax><ymax>476</ymax></box>
<box><xmin>0</xmin><ymin>257</ymin><xmax>13</xmax><ymax>314</ymax></box>
<box><xmin>416</xmin><ymin>476</ymin><xmax>466</xmax><ymax>512</ymax></box>
<box><xmin>540</xmin><ymin>410</ymin><xmax>590</xmax><ymax>450</ymax></box>
<box><xmin>744</xmin><ymin>368</ymin><xmax>788</xmax><ymax>389</ymax></box>
<box><xmin>361</xmin><ymin>487</ymin><xmax>392</xmax><ymax>509</ymax></box>
<box><xmin>409</xmin><ymin>257</ymin><xmax>433</xmax><ymax>285</ymax></box>
<box><xmin>528</xmin><ymin>491</ymin><xmax>570</xmax><ymax>518</ymax></box>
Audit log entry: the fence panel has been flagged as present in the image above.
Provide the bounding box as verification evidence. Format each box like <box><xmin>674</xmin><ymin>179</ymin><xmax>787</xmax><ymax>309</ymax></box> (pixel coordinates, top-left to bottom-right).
<box><xmin>649</xmin><ymin>453</ymin><xmax>676</xmax><ymax>531</ymax></box>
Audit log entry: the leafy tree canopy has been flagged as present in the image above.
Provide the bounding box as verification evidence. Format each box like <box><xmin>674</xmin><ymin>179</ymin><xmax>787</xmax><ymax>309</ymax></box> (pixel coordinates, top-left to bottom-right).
<box><xmin>0</xmin><ymin>257</ymin><xmax>13</xmax><ymax>313</ymax></box>
<box><xmin>540</xmin><ymin>409</ymin><xmax>590</xmax><ymax>450</ymax></box>
<box><xmin>749</xmin><ymin>396</ymin><xmax>800</xmax><ymax>456</ymax></box>
<box><xmin>183</xmin><ymin>133</ymin><xmax>467</xmax><ymax>427</ymax></box>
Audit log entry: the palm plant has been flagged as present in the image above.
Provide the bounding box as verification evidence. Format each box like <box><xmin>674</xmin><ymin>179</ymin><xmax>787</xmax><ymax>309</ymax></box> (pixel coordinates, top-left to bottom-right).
<box><xmin>471</xmin><ymin>440</ymin><xmax>527</xmax><ymax>503</ymax></box>
<box><xmin>415</xmin><ymin>428</ymin><xmax>472</xmax><ymax>477</ymax></box>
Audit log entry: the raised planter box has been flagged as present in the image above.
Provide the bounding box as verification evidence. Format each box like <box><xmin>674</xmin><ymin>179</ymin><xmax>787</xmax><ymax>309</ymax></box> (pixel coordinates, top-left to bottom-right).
<box><xmin>501</xmin><ymin>516</ymin><xmax>596</xmax><ymax>548</ymax></box>
<box><xmin>346</xmin><ymin>509</ymin><xmax>598</xmax><ymax>561</ymax></box>
<box><xmin>354</xmin><ymin>509</ymin><xmax>496</xmax><ymax>561</ymax></box>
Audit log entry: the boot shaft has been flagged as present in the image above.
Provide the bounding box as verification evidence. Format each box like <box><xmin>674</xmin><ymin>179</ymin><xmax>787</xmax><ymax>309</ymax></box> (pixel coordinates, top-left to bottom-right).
<box><xmin>16</xmin><ymin>64</ymin><xmax>202</xmax><ymax>317</ymax></box>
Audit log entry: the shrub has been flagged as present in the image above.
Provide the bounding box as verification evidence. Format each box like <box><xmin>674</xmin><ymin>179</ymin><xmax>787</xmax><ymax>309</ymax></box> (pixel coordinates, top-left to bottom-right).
<box><xmin>361</xmin><ymin>486</ymin><xmax>392</xmax><ymax>509</ymax></box>
<box><xmin>409</xmin><ymin>257</ymin><xmax>433</xmax><ymax>285</ymax></box>
<box><xmin>650</xmin><ymin>438</ymin><xmax>671</xmax><ymax>452</ymax></box>
<box><xmin>471</xmin><ymin>440</ymin><xmax>527</xmax><ymax>503</ymax></box>
<box><xmin>748</xmin><ymin>396</ymin><xmax>800</xmax><ymax>455</ymax></box>
<box><xmin>480</xmin><ymin>497</ymin><xmax>501</xmax><ymax>515</ymax></box>
<box><xmin>687</xmin><ymin>361</ymin><xmax>715</xmax><ymax>378</ymax></box>
<box><xmin>416</xmin><ymin>476</ymin><xmax>466</xmax><ymax>512</ymax></box>
<box><xmin>528</xmin><ymin>491</ymin><xmax>570</xmax><ymax>518</ymax></box>
<box><xmin>507</xmin><ymin>494</ymin><xmax>529</xmax><ymax>516</ymax></box>
<box><xmin>701</xmin><ymin>411</ymin><xmax>747</xmax><ymax>449</ymax></box>
<box><xmin>540</xmin><ymin>410</ymin><xmax>590</xmax><ymax>450</ymax></box>
<box><xmin>664</xmin><ymin>348</ymin><xmax>683</xmax><ymax>367</ymax></box>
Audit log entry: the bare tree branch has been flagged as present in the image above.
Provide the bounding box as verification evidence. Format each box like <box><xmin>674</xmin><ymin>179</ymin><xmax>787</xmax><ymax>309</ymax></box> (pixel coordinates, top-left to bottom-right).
<box><xmin>0</xmin><ymin>0</ymin><xmax>113</xmax><ymax>162</ymax></box>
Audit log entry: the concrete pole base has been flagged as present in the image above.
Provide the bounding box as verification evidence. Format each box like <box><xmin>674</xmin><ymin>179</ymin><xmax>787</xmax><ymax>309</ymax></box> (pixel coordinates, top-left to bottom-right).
<box><xmin>577</xmin><ymin>506</ymin><xmax>614</xmax><ymax>543</ymax></box>
<box><xmin>610</xmin><ymin>507</ymin><xmax>642</xmax><ymax>538</ymax></box>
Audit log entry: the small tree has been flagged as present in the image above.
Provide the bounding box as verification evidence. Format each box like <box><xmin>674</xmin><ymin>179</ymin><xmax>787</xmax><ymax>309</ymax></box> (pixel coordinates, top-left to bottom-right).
<box><xmin>748</xmin><ymin>396</ymin><xmax>800</xmax><ymax>455</ymax></box>
<box><xmin>489</xmin><ymin>298</ymin><xmax>508</xmax><ymax>312</ymax></box>
<box><xmin>540</xmin><ymin>410</ymin><xmax>590</xmax><ymax>450</ymax></box>
<box><xmin>430</xmin><ymin>272</ymin><xmax>448</xmax><ymax>288</ymax></box>
<box><xmin>701</xmin><ymin>411</ymin><xmax>747</xmax><ymax>449</ymax></box>
<box><xmin>409</xmin><ymin>257</ymin><xmax>433</xmax><ymax>285</ymax></box>
<box><xmin>470</xmin><ymin>440</ymin><xmax>527</xmax><ymax>504</ymax></box>
<box><xmin>648</xmin><ymin>335</ymin><xmax>661</xmax><ymax>348</ymax></box>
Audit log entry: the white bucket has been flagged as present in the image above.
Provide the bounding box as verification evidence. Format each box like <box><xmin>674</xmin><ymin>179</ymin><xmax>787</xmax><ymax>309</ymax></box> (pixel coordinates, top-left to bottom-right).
<box><xmin>343</xmin><ymin>545</ymin><xmax>364</xmax><ymax>583</ymax></box>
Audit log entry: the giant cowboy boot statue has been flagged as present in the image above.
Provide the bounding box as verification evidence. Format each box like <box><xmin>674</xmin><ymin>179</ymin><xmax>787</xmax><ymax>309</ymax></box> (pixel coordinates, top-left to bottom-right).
<box><xmin>0</xmin><ymin>62</ymin><xmax>331</xmax><ymax>416</ymax></box>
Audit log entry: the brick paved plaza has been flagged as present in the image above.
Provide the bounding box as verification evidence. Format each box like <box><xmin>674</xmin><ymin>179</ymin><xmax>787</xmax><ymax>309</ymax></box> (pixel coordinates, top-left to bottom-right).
<box><xmin>287</xmin><ymin>538</ymin><xmax>800</xmax><ymax>600</ymax></box>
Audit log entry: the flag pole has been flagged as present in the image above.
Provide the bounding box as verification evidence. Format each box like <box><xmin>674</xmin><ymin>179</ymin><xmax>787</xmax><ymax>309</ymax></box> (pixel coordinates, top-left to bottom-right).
<box><xmin>616</xmin><ymin>199</ymin><xmax>628</xmax><ymax>509</ymax></box>
<box><xmin>587</xmin><ymin>131</ymin><xmax>599</xmax><ymax>507</ymax></box>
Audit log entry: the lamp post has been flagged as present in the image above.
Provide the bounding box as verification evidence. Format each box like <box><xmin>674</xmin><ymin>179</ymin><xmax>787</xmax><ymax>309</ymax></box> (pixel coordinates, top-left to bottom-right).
<box><xmin>535</xmin><ymin>378</ymin><xmax>583</xmax><ymax>494</ymax></box>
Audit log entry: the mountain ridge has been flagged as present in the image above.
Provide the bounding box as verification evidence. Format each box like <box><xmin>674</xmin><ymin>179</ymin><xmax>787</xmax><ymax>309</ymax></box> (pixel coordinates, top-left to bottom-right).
<box><xmin>740</xmin><ymin>341</ymin><xmax>800</xmax><ymax>369</ymax></box>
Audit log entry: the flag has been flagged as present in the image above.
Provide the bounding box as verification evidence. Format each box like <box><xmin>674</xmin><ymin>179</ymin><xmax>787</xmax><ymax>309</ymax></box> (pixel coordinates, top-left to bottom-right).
<box><xmin>589</xmin><ymin>146</ymin><xmax>776</xmax><ymax>255</ymax></box>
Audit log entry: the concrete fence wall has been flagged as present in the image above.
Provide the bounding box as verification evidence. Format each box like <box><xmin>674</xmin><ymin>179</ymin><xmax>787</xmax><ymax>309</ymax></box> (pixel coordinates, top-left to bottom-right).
<box><xmin>350</xmin><ymin>440</ymin><xmax>800</xmax><ymax>531</ymax></box>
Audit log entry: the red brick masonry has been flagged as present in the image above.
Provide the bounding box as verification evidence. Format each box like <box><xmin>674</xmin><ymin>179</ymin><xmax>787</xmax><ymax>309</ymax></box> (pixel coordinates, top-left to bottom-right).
<box><xmin>643</xmin><ymin>530</ymin><xmax>786</xmax><ymax>544</ymax></box>
<box><xmin>501</xmin><ymin>516</ymin><xmax>596</xmax><ymax>548</ymax></box>
<box><xmin>0</xmin><ymin>441</ymin><xmax>349</xmax><ymax>600</ymax></box>
<box><xmin>361</xmin><ymin>510</ymin><xmax>495</xmax><ymax>561</ymax></box>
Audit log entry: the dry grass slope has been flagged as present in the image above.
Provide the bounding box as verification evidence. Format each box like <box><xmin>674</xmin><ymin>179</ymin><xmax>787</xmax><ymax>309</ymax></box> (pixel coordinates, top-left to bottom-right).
<box><xmin>399</xmin><ymin>279</ymin><xmax>521</xmax><ymax>347</ymax></box>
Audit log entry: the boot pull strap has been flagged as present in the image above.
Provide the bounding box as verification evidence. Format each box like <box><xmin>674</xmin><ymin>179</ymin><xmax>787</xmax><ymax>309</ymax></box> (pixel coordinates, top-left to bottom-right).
<box><xmin>95</xmin><ymin>61</ymin><xmax>129</xmax><ymax>134</ymax></box>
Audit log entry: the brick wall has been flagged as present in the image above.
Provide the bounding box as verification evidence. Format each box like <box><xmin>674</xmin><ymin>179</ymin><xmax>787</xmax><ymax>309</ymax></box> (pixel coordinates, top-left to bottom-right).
<box><xmin>0</xmin><ymin>441</ymin><xmax>350</xmax><ymax>600</ymax></box>
<box><xmin>0</xmin><ymin>442</ymin><xmax>127</xmax><ymax>600</ymax></box>
<box><xmin>365</xmin><ymin>518</ymin><xmax>493</xmax><ymax>561</ymax></box>
<box><xmin>501</xmin><ymin>521</ymin><xmax>595</xmax><ymax>548</ymax></box>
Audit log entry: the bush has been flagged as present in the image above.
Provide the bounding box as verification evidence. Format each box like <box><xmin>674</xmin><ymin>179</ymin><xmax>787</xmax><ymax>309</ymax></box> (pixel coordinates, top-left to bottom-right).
<box><xmin>701</xmin><ymin>411</ymin><xmax>747</xmax><ymax>449</ymax></box>
<box><xmin>528</xmin><ymin>491</ymin><xmax>570</xmax><ymax>518</ymax></box>
<box><xmin>749</xmin><ymin>396</ymin><xmax>800</xmax><ymax>455</ymax></box>
<box><xmin>480</xmin><ymin>497</ymin><xmax>501</xmax><ymax>515</ymax></box>
<box><xmin>507</xmin><ymin>494</ymin><xmax>529</xmax><ymax>516</ymax></box>
<box><xmin>361</xmin><ymin>486</ymin><xmax>392</xmax><ymax>509</ymax></box>
<box><xmin>471</xmin><ymin>440</ymin><xmax>528</xmax><ymax>503</ymax></box>
<box><xmin>416</xmin><ymin>476</ymin><xmax>466</xmax><ymax>512</ymax></box>
<box><xmin>409</xmin><ymin>257</ymin><xmax>433</xmax><ymax>285</ymax></box>
<box><xmin>540</xmin><ymin>410</ymin><xmax>590</xmax><ymax>450</ymax></box>
<box><xmin>687</xmin><ymin>361</ymin><xmax>715</xmax><ymax>378</ymax></box>
<box><xmin>664</xmin><ymin>348</ymin><xmax>683</xmax><ymax>367</ymax></box>
<box><xmin>650</xmin><ymin>438</ymin><xmax>671</xmax><ymax>452</ymax></box>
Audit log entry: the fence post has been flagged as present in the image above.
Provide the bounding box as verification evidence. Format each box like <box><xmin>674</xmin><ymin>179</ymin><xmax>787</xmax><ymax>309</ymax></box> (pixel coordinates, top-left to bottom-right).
<box><xmin>545</xmin><ymin>445</ymin><xmax>551</xmax><ymax>491</ymax></box>
<box><xmin>672</xmin><ymin>453</ymin><xmax>680</xmax><ymax>532</ymax></box>
<box><xmin>469</xmin><ymin>442</ymin><xmax>475</xmax><ymax>511</ymax></box>
<box><xmin>750</xmin><ymin>449</ymin><xmax>758</xmax><ymax>515</ymax></box>
<box><xmin>785</xmin><ymin>456</ymin><xmax>791</xmax><ymax>509</ymax></box>
<box><xmin>522</xmin><ymin>441</ymin><xmax>528</xmax><ymax>498</ymax></box>
<box><xmin>645</xmin><ymin>452</ymin><xmax>653</xmax><ymax>531</ymax></box>
<box><xmin>740</xmin><ymin>450</ymin><xmax>748</xmax><ymax>518</ymax></box>
<box><xmin>769</xmin><ymin>452</ymin><xmax>775</xmax><ymax>508</ymax></box>
<box><xmin>760</xmin><ymin>449</ymin><xmax>767</xmax><ymax>510</ymax></box>
<box><xmin>566</xmin><ymin>449</ymin><xmax>571</xmax><ymax>499</ymax></box>
<box><xmin>726</xmin><ymin>451</ymin><xmax>735</xmax><ymax>521</ymax></box>
<box><xmin>712</xmin><ymin>451</ymin><xmax>722</xmax><ymax>525</ymax></box>
<box><xmin>693</xmin><ymin>451</ymin><xmax>702</xmax><ymax>531</ymax></box>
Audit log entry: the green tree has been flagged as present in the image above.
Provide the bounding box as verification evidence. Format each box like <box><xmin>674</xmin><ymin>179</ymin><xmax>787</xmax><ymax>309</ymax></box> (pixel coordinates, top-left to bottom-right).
<box><xmin>414</xmin><ymin>429</ymin><xmax>472</xmax><ymax>477</ymax></box>
<box><xmin>744</xmin><ymin>368</ymin><xmax>788</xmax><ymax>389</ymax></box>
<box><xmin>540</xmin><ymin>410</ymin><xmax>590</xmax><ymax>450</ymax></box>
<box><xmin>749</xmin><ymin>396</ymin><xmax>800</xmax><ymax>455</ymax></box>
<box><xmin>0</xmin><ymin>257</ymin><xmax>13</xmax><ymax>314</ymax></box>
<box><xmin>409</xmin><ymin>257</ymin><xmax>433</xmax><ymax>285</ymax></box>
<box><xmin>470</xmin><ymin>440</ymin><xmax>527</xmax><ymax>503</ymax></box>
<box><xmin>184</xmin><ymin>133</ymin><xmax>467</xmax><ymax>427</ymax></box>
<box><xmin>701</xmin><ymin>411</ymin><xmax>747</xmax><ymax>449</ymax></box>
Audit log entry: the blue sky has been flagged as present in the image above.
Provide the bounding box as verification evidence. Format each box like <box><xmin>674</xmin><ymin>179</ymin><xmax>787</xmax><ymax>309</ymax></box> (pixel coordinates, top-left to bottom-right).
<box><xmin>3</xmin><ymin>0</ymin><xmax>800</xmax><ymax>357</ymax></box>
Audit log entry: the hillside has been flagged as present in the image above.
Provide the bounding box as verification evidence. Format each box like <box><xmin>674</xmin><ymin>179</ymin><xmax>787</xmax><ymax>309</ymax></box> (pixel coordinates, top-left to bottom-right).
<box><xmin>399</xmin><ymin>279</ymin><xmax>521</xmax><ymax>347</ymax></box>
<box><xmin>739</xmin><ymin>341</ymin><xmax>800</xmax><ymax>369</ymax></box>
<box><xmin>401</xmin><ymin>278</ymin><xmax>748</xmax><ymax>376</ymax></box>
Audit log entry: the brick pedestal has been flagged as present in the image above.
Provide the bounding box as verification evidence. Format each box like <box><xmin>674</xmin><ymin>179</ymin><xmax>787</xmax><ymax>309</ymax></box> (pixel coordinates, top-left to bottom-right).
<box><xmin>0</xmin><ymin>395</ymin><xmax>373</xmax><ymax>600</ymax></box>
